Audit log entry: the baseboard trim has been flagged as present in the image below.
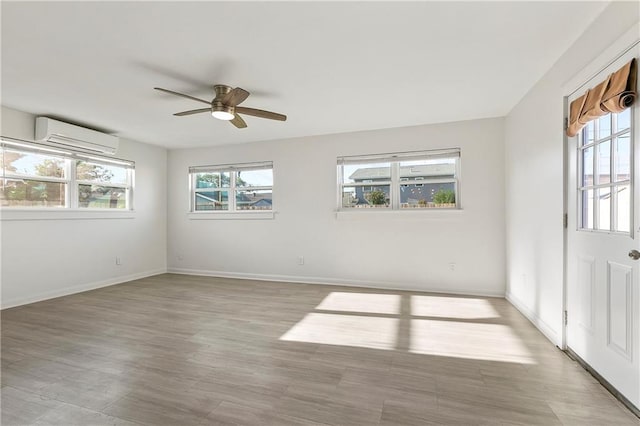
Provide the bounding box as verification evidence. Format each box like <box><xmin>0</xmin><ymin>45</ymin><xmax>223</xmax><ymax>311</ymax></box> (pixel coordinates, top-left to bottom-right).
<box><xmin>1</xmin><ymin>268</ymin><xmax>167</xmax><ymax>309</ymax></box>
<box><xmin>167</xmin><ymin>267</ymin><xmax>505</xmax><ymax>298</ymax></box>
<box><xmin>505</xmin><ymin>291</ymin><xmax>560</xmax><ymax>346</ymax></box>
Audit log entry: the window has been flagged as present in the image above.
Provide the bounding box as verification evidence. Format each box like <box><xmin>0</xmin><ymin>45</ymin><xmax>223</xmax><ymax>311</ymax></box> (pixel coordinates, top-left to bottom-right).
<box><xmin>190</xmin><ymin>161</ymin><xmax>273</xmax><ymax>212</ymax></box>
<box><xmin>1</xmin><ymin>139</ymin><xmax>134</xmax><ymax>210</ymax></box>
<box><xmin>578</xmin><ymin>109</ymin><xmax>632</xmax><ymax>233</ymax></box>
<box><xmin>338</xmin><ymin>149</ymin><xmax>460</xmax><ymax>210</ymax></box>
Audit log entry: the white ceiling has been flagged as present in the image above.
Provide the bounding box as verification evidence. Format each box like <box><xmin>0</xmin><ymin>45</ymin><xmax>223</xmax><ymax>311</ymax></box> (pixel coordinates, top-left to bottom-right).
<box><xmin>2</xmin><ymin>1</ymin><xmax>608</xmax><ymax>149</ymax></box>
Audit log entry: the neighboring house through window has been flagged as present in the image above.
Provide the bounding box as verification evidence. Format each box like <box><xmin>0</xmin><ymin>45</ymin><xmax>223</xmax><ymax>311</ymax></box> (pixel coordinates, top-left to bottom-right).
<box><xmin>338</xmin><ymin>149</ymin><xmax>460</xmax><ymax>210</ymax></box>
<box><xmin>189</xmin><ymin>161</ymin><xmax>273</xmax><ymax>212</ymax></box>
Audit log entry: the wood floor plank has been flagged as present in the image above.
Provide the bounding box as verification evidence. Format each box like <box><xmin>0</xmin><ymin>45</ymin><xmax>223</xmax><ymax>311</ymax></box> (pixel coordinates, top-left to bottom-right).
<box><xmin>1</xmin><ymin>274</ymin><xmax>638</xmax><ymax>425</ymax></box>
<box><xmin>30</xmin><ymin>402</ymin><xmax>141</xmax><ymax>426</ymax></box>
<box><xmin>0</xmin><ymin>386</ymin><xmax>62</xmax><ymax>425</ymax></box>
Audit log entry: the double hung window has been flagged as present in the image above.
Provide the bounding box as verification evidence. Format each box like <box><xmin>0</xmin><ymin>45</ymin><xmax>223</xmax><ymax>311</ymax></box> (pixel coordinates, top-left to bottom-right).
<box><xmin>1</xmin><ymin>139</ymin><xmax>134</xmax><ymax>210</ymax></box>
<box><xmin>338</xmin><ymin>149</ymin><xmax>460</xmax><ymax>210</ymax></box>
<box><xmin>190</xmin><ymin>161</ymin><xmax>273</xmax><ymax>212</ymax></box>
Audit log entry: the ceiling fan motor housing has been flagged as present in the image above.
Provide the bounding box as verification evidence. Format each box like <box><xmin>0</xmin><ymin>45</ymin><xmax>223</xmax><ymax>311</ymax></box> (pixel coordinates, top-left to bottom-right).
<box><xmin>213</xmin><ymin>84</ymin><xmax>232</xmax><ymax>99</ymax></box>
<box><xmin>212</xmin><ymin>85</ymin><xmax>235</xmax><ymax>119</ymax></box>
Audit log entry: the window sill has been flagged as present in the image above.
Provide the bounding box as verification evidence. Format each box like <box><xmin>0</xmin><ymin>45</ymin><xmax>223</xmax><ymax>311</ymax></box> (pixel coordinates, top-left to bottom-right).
<box><xmin>335</xmin><ymin>208</ymin><xmax>464</xmax><ymax>220</ymax></box>
<box><xmin>188</xmin><ymin>211</ymin><xmax>276</xmax><ymax>220</ymax></box>
<box><xmin>0</xmin><ymin>209</ymin><xmax>136</xmax><ymax>221</ymax></box>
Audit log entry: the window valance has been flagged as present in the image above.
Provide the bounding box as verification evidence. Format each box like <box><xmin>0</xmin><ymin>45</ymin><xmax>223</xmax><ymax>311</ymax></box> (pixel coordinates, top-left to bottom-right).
<box><xmin>567</xmin><ymin>58</ymin><xmax>637</xmax><ymax>137</ymax></box>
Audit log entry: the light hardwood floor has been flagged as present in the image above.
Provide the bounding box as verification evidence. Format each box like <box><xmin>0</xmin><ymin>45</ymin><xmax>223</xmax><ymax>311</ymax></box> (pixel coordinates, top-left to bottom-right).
<box><xmin>1</xmin><ymin>274</ymin><xmax>638</xmax><ymax>425</ymax></box>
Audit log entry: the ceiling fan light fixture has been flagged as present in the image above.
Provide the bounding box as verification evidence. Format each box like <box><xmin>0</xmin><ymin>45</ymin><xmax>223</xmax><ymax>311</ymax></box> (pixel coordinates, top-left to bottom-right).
<box><xmin>212</xmin><ymin>110</ymin><xmax>235</xmax><ymax>121</ymax></box>
<box><xmin>211</xmin><ymin>102</ymin><xmax>235</xmax><ymax>121</ymax></box>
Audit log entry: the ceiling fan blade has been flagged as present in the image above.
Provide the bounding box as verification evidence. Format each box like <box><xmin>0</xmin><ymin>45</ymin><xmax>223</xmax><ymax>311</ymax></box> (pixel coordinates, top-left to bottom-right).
<box><xmin>154</xmin><ymin>87</ymin><xmax>211</xmax><ymax>105</ymax></box>
<box><xmin>223</xmin><ymin>87</ymin><xmax>250</xmax><ymax>107</ymax></box>
<box><xmin>173</xmin><ymin>108</ymin><xmax>211</xmax><ymax>116</ymax></box>
<box><xmin>235</xmin><ymin>107</ymin><xmax>287</xmax><ymax>121</ymax></box>
<box><xmin>230</xmin><ymin>114</ymin><xmax>247</xmax><ymax>129</ymax></box>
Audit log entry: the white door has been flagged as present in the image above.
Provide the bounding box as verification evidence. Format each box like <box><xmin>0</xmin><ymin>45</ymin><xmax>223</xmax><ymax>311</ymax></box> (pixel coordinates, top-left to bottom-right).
<box><xmin>566</xmin><ymin>48</ymin><xmax>639</xmax><ymax>409</ymax></box>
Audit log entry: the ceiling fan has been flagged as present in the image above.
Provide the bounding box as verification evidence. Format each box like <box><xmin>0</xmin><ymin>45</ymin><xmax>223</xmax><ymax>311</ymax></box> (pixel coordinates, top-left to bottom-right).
<box><xmin>154</xmin><ymin>85</ymin><xmax>287</xmax><ymax>129</ymax></box>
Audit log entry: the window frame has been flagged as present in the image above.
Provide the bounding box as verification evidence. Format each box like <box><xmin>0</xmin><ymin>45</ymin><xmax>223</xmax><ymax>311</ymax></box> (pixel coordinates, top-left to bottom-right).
<box><xmin>1</xmin><ymin>137</ymin><xmax>134</xmax><ymax>213</ymax></box>
<box><xmin>189</xmin><ymin>161</ymin><xmax>274</xmax><ymax>216</ymax></box>
<box><xmin>337</xmin><ymin>148</ymin><xmax>461</xmax><ymax>211</ymax></box>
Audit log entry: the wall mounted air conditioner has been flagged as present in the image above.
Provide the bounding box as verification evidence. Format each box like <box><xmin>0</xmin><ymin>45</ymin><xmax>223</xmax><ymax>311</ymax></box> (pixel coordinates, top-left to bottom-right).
<box><xmin>35</xmin><ymin>117</ymin><xmax>119</xmax><ymax>155</ymax></box>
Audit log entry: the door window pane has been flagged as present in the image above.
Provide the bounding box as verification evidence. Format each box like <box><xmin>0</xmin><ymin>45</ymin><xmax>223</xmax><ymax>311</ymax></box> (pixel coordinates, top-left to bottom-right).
<box><xmin>235</xmin><ymin>189</ymin><xmax>272</xmax><ymax>210</ymax></box>
<box><xmin>195</xmin><ymin>191</ymin><xmax>228</xmax><ymax>210</ymax></box>
<box><xmin>598</xmin><ymin>115</ymin><xmax>611</xmax><ymax>139</ymax></box>
<box><xmin>614</xmin><ymin>134</ymin><xmax>631</xmax><ymax>182</ymax></box>
<box><xmin>616</xmin><ymin>185</ymin><xmax>630</xmax><ymax>233</ymax></box>
<box><xmin>617</xmin><ymin>108</ymin><xmax>630</xmax><ymax>132</ymax></box>
<box><xmin>583</xmin><ymin>121</ymin><xmax>595</xmax><ymax>145</ymax></box>
<box><xmin>78</xmin><ymin>185</ymin><xmax>126</xmax><ymax>209</ymax></box>
<box><xmin>1</xmin><ymin>179</ymin><xmax>66</xmax><ymax>207</ymax></box>
<box><xmin>596</xmin><ymin>187</ymin><xmax>611</xmax><ymax>231</ymax></box>
<box><xmin>581</xmin><ymin>189</ymin><xmax>593</xmax><ymax>229</ymax></box>
<box><xmin>582</xmin><ymin>146</ymin><xmax>593</xmax><ymax>187</ymax></box>
<box><xmin>596</xmin><ymin>141</ymin><xmax>611</xmax><ymax>185</ymax></box>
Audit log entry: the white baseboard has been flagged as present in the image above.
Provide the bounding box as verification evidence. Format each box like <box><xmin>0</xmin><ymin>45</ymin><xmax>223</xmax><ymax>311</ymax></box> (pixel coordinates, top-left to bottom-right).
<box><xmin>167</xmin><ymin>267</ymin><xmax>505</xmax><ymax>298</ymax></box>
<box><xmin>505</xmin><ymin>291</ymin><xmax>560</xmax><ymax>346</ymax></box>
<box><xmin>1</xmin><ymin>268</ymin><xmax>167</xmax><ymax>309</ymax></box>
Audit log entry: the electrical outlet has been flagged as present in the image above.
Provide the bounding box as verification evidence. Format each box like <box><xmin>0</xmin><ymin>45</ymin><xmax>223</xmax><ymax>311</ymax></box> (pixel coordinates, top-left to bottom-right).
<box><xmin>448</xmin><ymin>262</ymin><xmax>456</xmax><ymax>271</ymax></box>
<box><xmin>116</xmin><ymin>256</ymin><xmax>122</xmax><ymax>266</ymax></box>
<box><xmin>297</xmin><ymin>256</ymin><xmax>305</xmax><ymax>266</ymax></box>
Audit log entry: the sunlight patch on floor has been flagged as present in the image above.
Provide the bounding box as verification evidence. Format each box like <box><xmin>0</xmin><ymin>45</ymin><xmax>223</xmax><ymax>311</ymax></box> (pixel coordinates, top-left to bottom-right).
<box><xmin>315</xmin><ymin>292</ymin><xmax>400</xmax><ymax>315</ymax></box>
<box><xmin>279</xmin><ymin>313</ymin><xmax>398</xmax><ymax>350</ymax></box>
<box><xmin>409</xmin><ymin>320</ymin><xmax>536</xmax><ymax>364</ymax></box>
<box><xmin>411</xmin><ymin>295</ymin><xmax>500</xmax><ymax>319</ymax></box>
<box><xmin>281</xmin><ymin>292</ymin><xmax>534</xmax><ymax>363</ymax></box>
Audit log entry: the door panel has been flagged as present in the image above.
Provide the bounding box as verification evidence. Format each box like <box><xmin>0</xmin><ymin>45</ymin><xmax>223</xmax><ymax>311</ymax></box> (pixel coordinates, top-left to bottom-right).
<box><xmin>607</xmin><ymin>261</ymin><xmax>633</xmax><ymax>360</ymax></box>
<box><xmin>577</xmin><ymin>255</ymin><xmax>595</xmax><ymax>333</ymax></box>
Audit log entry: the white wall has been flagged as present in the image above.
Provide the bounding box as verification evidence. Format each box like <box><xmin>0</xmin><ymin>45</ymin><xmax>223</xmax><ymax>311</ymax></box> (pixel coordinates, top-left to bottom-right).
<box><xmin>168</xmin><ymin>118</ymin><xmax>505</xmax><ymax>296</ymax></box>
<box><xmin>505</xmin><ymin>2</ymin><xmax>640</xmax><ymax>345</ymax></box>
<box><xmin>0</xmin><ymin>106</ymin><xmax>168</xmax><ymax>308</ymax></box>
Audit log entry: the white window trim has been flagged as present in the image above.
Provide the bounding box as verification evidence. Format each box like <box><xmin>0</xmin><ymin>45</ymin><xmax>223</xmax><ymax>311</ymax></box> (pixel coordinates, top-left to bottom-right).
<box><xmin>1</xmin><ymin>137</ymin><xmax>135</xmax><ymax>219</ymax></box>
<box><xmin>337</xmin><ymin>148</ymin><xmax>461</xmax><ymax>213</ymax></box>
<box><xmin>188</xmin><ymin>161</ymin><xmax>274</xmax><ymax>218</ymax></box>
<box><xmin>1</xmin><ymin>209</ymin><xmax>136</xmax><ymax>221</ymax></box>
<box><xmin>188</xmin><ymin>211</ymin><xmax>275</xmax><ymax>220</ymax></box>
<box><xmin>335</xmin><ymin>207</ymin><xmax>464</xmax><ymax>221</ymax></box>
